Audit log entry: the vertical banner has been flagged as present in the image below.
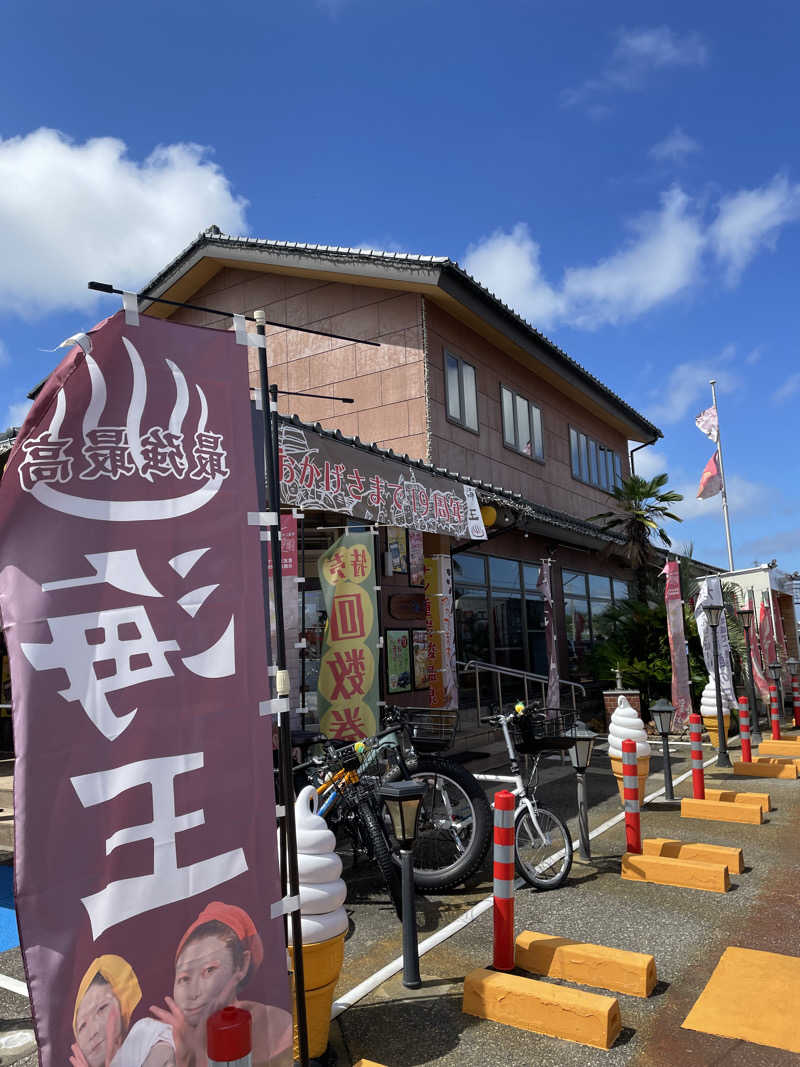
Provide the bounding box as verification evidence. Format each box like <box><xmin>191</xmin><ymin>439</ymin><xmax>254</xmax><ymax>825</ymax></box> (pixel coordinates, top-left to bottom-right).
<box><xmin>759</xmin><ymin>595</ymin><xmax>778</xmax><ymax>669</ymax></box>
<box><xmin>536</xmin><ymin>561</ymin><xmax>560</xmax><ymax>714</ymax></box>
<box><xmin>0</xmin><ymin>312</ymin><xmax>291</xmax><ymax>1067</ymax></box>
<box><xmin>747</xmin><ymin>592</ymin><xmax>770</xmax><ymax>704</ymax></box>
<box><xmin>268</xmin><ymin>515</ymin><xmax>300</xmax><ymax>720</ymax></box>
<box><xmin>695</xmin><ymin>577</ymin><xmax>737</xmax><ymax>709</ymax></box>
<box><xmin>424</xmin><ymin>555</ymin><xmax>457</xmax><ymax>709</ymax></box>
<box><xmin>317</xmin><ymin>533</ymin><xmax>379</xmax><ymax>739</ymax></box>
<box><xmin>660</xmin><ymin>561</ymin><xmax>692</xmax><ymax>728</ymax></box>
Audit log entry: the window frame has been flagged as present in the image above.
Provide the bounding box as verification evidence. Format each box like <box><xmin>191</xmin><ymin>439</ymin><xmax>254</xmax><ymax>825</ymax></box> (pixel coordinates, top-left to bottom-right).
<box><xmin>444</xmin><ymin>349</ymin><xmax>480</xmax><ymax>435</ymax></box>
<box><xmin>568</xmin><ymin>424</ymin><xmax>623</xmax><ymax>493</ymax></box>
<box><xmin>500</xmin><ymin>384</ymin><xmax>544</xmax><ymax>462</ymax></box>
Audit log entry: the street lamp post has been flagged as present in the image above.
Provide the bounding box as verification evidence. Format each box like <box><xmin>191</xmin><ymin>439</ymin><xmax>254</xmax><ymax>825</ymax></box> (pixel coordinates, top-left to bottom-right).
<box><xmin>568</xmin><ymin>722</ymin><xmax>596</xmax><ymax>861</ymax></box>
<box><xmin>650</xmin><ymin>699</ymin><xmax>676</xmax><ymax>801</ymax></box>
<box><xmin>737</xmin><ymin>607</ymin><xmax>762</xmax><ymax>745</ymax></box>
<box><xmin>379</xmin><ymin>780</ymin><xmax>427</xmax><ymax>989</ymax></box>
<box><xmin>704</xmin><ymin>603</ymin><xmax>731</xmax><ymax>768</ymax></box>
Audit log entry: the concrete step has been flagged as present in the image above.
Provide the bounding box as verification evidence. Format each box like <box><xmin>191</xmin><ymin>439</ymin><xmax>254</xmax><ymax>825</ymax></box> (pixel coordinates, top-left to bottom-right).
<box><xmin>0</xmin><ymin>775</ymin><xmax>12</xmax><ymax>814</ymax></box>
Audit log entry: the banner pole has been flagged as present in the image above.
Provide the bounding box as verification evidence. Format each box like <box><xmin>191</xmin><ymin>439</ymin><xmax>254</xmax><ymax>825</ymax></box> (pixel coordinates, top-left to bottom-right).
<box><xmin>709</xmin><ymin>379</ymin><xmax>735</xmax><ymax>570</ymax></box>
<box><xmin>256</xmin><ymin>324</ymin><xmax>309</xmax><ymax>1067</ymax></box>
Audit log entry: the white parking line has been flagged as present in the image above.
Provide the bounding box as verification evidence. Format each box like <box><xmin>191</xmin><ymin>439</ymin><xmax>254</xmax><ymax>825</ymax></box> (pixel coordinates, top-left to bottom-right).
<box><xmin>0</xmin><ymin>973</ymin><xmax>29</xmax><ymax>998</ymax></box>
<box><xmin>331</xmin><ymin>751</ymin><xmax>719</xmax><ymax>1020</ymax></box>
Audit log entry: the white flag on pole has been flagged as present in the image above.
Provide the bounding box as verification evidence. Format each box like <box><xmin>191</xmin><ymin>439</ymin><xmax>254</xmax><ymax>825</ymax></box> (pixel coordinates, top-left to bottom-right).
<box><xmin>695</xmin><ymin>405</ymin><xmax>719</xmax><ymax>442</ymax></box>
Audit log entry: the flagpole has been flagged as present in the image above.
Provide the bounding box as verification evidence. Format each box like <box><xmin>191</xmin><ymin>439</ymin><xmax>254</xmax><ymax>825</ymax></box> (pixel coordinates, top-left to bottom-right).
<box><xmin>710</xmin><ymin>379</ymin><xmax>735</xmax><ymax>571</ymax></box>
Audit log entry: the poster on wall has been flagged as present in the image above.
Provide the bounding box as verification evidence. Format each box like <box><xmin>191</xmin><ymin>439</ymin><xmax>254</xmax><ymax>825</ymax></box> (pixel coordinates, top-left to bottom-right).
<box><xmin>317</xmin><ymin>533</ymin><xmax>380</xmax><ymax>739</ymax></box>
<box><xmin>0</xmin><ymin>312</ymin><xmax>291</xmax><ymax>1067</ymax></box>
<box><xmin>387</xmin><ymin>630</ymin><xmax>412</xmax><ymax>693</ymax></box>
<box><xmin>412</xmin><ymin>630</ymin><xmax>429</xmax><ymax>690</ymax></box>
<box><xmin>387</xmin><ymin>527</ymin><xmax>408</xmax><ymax>575</ymax></box>
<box><xmin>408</xmin><ymin>530</ymin><xmax>424</xmax><ymax>587</ymax></box>
<box><xmin>424</xmin><ymin>555</ymin><xmax>458</xmax><ymax>709</ymax></box>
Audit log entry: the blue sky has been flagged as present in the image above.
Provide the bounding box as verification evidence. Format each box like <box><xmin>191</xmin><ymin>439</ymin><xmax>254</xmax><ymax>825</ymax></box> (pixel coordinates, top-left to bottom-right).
<box><xmin>2</xmin><ymin>1</ymin><xmax>799</xmax><ymax>573</ymax></box>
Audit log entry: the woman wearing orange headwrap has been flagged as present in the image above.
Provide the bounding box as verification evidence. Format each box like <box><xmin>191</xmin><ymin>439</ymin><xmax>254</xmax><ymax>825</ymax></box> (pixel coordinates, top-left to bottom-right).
<box><xmin>150</xmin><ymin>902</ymin><xmax>291</xmax><ymax>1067</ymax></box>
<box><xmin>70</xmin><ymin>956</ymin><xmax>141</xmax><ymax>1067</ymax></box>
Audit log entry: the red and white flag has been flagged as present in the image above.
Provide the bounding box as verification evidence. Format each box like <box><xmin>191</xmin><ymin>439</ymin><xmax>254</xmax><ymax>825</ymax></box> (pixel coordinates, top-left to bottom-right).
<box><xmin>697</xmin><ymin>451</ymin><xmax>723</xmax><ymax>499</ymax></box>
<box><xmin>695</xmin><ymin>405</ymin><xmax>719</xmax><ymax>442</ymax></box>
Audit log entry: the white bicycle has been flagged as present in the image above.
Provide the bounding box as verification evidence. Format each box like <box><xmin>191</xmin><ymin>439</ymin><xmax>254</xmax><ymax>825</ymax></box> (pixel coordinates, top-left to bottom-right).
<box><xmin>473</xmin><ymin>704</ymin><xmax>575</xmax><ymax>889</ymax></box>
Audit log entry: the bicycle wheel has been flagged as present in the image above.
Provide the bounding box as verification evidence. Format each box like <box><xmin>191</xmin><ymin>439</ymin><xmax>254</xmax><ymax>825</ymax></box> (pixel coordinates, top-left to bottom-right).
<box><xmin>357</xmin><ymin>800</ymin><xmax>403</xmax><ymax>919</ymax></box>
<box><xmin>514</xmin><ymin>805</ymin><xmax>572</xmax><ymax>889</ymax></box>
<box><xmin>402</xmin><ymin>757</ymin><xmax>492</xmax><ymax>891</ymax></box>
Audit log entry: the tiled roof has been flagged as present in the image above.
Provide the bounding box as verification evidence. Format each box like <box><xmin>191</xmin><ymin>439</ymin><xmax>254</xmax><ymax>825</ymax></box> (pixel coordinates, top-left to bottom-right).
<box><xmin>142</xmin><ymin>228</ymin><xmax>661</xmax><ymax>441</ymax></box>
<box><xmin>279</xmin><ymin>413</ymin><xmax>625</xmax><ymax>545</ymax></box>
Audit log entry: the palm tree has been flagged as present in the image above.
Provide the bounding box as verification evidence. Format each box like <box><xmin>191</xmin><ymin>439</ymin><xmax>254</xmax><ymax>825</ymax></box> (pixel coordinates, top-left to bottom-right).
<box><xmin>591</xmin><ymin>473</ymin><xmax>684</xmax><ymax>602</ymax></box>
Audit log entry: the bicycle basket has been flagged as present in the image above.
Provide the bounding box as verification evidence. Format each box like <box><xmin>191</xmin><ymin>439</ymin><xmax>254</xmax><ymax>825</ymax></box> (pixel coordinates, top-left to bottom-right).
<box><xmin>509</xmin><ymin>708</ymin><xmax>577</xmax><ymax>755</ymax></box>
<box><xmin>401</xmin><ymin>707</ymin><xmax>459</xmax><ymax>750</ymax></box>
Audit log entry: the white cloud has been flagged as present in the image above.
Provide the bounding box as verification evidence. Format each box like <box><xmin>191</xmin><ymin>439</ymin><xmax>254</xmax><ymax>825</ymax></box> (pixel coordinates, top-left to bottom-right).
<box><xmin>464</xmin><ymin>187</ymin><xmax>704</xmax><ymax>330</ymax></box>
<box><xmin>773</xmin><ymin>372</ymin><xmax>800</xmax><ymax>404</ymax></box>
<box><xmin>710</xmin><ymin>173</ymin><xmax>800</xmax><ymax>285</ymax></box>
<box><xmin>745</xmin><ymin>345</ymin><xmax>763</xmax><ymax>365</ymax></box>
<box><xmin>646</xmin><ymin>347</ymin><xmax>739</xmax><ymax>425</ymax></box>
<box><xmin>464</xmin><ymin>172</ymin><xmax>800</xmax><ymax>332</ymax></box>
<box><xmin>0</xmin><ymin>128</ymin><xmax>249</xmax><ymax>316</ymax></box>
<box><xmin>563</xmin><ymin>26</ymin><xmax>708</xmax><ymax>110</ymax></box>
<box><xmin>464</xmin><ymin>224</ymin><xmax>565</xmax><ymax>327</ymax></box>
<box><xmin>649</xmin><ymin>127</ymin><xmax>701</xmax><ymax>163</ymax></box>
<box><xmin>629</xmin><ymin>445</ymin><xmax>669</xmax><ymax>479</ymax></box>
<box><xmin>673</xmin><ymin>473</ymin><xmax>771</xmax><ymax>521</ymax></box>
<box><xmin>5</xmin><ymin>400</ymin><xmax>31</xmax><ymax>428</ymax></box>
<box><xmin>0</xmin><ymin>339</ymin><xmax>9</xmax><ymax>367</ymax></box>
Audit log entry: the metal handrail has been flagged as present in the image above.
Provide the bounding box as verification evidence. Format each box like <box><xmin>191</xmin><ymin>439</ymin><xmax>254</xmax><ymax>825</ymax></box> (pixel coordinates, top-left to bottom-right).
<box><xmin>458</xmin><ymin>659</ymin><xmax>586</xmax><ymax>721</ymax></box>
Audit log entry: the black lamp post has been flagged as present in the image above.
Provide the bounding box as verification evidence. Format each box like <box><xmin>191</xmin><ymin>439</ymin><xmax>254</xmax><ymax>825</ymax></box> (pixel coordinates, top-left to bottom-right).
<box><xmin>650</xmin><ymin>699</ymin><xmax>676</xmax><ymax>800</ymax></box>
<box><xmin>568</xmin><ymin>722</ymin><xmax>596</xmax><ymax>861</ymax></box>
<box><xmin>704</xmin><ymin>603</ymin><xmax>731</xmax><ymax>768</ymax></box>
<box><xmin>378</xmin><ymin>779</ymin><xmax>426</xmax><ymax>988</ymax></box>
<box><xmin>737</xmin><ymin>606</ymin><xmax>762</xmax><ymax>745</ymax></box>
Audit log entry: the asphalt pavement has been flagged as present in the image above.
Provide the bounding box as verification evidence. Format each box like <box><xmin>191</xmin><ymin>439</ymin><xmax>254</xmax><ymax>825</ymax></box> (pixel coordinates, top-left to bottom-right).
<box><xmin>2</xmin><ymin>732</ymin><xmax>800</xmax><ymax>1065</ymax></box>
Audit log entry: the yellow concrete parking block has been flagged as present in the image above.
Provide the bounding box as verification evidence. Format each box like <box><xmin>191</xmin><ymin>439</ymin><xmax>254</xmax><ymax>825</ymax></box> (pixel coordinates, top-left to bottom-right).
<box><xmin>680</xmin><ymin>797</ymin><xmax>763</xmax><ymax>824</ymax></box>
<box><xmin>621</xmin><ymin>852</ymin><xmax>730</xmax><ymax>893</ymax></box>
<box><xmin>757</xmin><ymin>740</ymin><xmax>800</xmax><ymax>757</ymax></box>
<box><xmin>703</xmin><ymin>788</ymin><xmax>771</xmax><ymax>813</ymax></box>
<box><xmin>733</xmin><ymin>759</ymin><xmax>798</xmax><ymax>779</ymax></box>
<box><xmin>463</xmin><ymin>968</ymin><xmax>622</xmax><ymax>1050</ymax></box>
<box><xmin>514</xmin><ymin>930</ymin><xmax>656</xmax><ymax>998</ymax></box>
<box><xmin>642</xmin><ymin>837</ymin><xmax>744</xmax><ymax>875</ymax></box>
<box><xmin>683</xmin><ymin>947</ymin><xmax>800</xmax><ymax>1053</ymax></box>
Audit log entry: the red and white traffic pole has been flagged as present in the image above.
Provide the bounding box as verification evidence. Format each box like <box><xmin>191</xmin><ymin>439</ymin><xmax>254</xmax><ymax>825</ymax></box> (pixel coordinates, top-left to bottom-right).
<box><xmin>689</xmin><ymin>712</ymin><xmax>705</xmax><ymax>800</ymax></box>
<box><xmin>769</xmin><ymin>684</ymin><xmax>781</xmax><ymax>740</ymax></box>
<box><xmin>492</xmin><ymin>790</ymin><xmax>515</xmax><ymax>971</ymax></box>
<box><xmin>207</xmin><ymin>1006</ymin><xmax>252</xmax><ymax>1067</ymax></box>
<box><xmin>622</xmin><ymin>738</ymin><xmax>642</xmax><ymax>855</ymax></box>
<box><xmin>738</xmin><ymin>695</ymin><xmax>752</xmax><ymax>763</ymax></box>
<box><xmin>792</xmin><ymin>676</ymin><xmax>800</xmax><ymax>730</ymax></box>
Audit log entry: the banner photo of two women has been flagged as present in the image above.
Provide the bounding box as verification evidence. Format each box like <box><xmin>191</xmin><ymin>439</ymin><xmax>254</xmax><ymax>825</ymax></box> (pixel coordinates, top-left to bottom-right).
<box><xmin>0</xmin><ymin>312</ymin><xmax>291</xmax><ymax>1066</ymax></box>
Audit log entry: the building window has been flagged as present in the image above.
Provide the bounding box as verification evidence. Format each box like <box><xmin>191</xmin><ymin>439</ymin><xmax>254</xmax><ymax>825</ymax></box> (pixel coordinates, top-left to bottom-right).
<box><xmin>445</xmin><ymin>351</ymin><xmax>478</xmax><ymax>432</ymax></box>
<box><xmin>569</xmin><ymin>428</ymin><xmax>623</xmax><ymax>491</ymax></box>
<box><xmin>501</xmin><ymin>386</ymin><xmax>543</xmax><ymax>460</ymax></box>
<box><xmin>562</xmin><ymin>569</ymin><xmax>629</xmax><ymax>679</ymax></box>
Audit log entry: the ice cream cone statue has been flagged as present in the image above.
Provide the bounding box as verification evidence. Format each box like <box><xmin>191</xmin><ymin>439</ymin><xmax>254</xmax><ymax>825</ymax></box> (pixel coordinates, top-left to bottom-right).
<box><xmin>700</xmin><ymin>678</ymin><xmax>730</xmax><ymax>750</ymax></box>
<box><xmin>608</xmin><ymin>696</ymin><xmax>651</xmax><ymax>805</ymax></box>
<box><xmin>288</xmin><ymin>786</ymin><xmax>348</xmax><ymax>1060</ymax></box>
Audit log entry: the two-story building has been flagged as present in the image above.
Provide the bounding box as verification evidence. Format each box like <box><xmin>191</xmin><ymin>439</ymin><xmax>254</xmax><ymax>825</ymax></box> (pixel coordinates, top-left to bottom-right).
<box><xmin>138</xmin><ymin>228</ymin><xmax>662</xmax><ymax>715</ymax></box>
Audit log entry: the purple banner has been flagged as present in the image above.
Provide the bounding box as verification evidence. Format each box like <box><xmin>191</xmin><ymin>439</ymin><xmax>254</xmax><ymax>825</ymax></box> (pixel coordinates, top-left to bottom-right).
<box><xmin>0</xmin><ymin>312</ymin><xmax>290</xmax><ymax>1066</ymax></box>
<box><xmin>537</xmin><ymin>561</ymin><xmax>560</xmax><ymax>714</ymax></box>
<box><xmin>661</xmin><ymin>561</ymin><xmax>692</xmax><ymax>728</ymax></box>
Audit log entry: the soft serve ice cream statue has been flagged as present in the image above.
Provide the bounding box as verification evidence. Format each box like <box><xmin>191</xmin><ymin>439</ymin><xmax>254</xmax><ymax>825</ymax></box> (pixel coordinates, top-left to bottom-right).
<box><xmin>287</xmin><ymin>786</ymin><xmax>348</xmax><ymax>1058</ymax></box>
<box><xmin>608</xmin><ymin>695</ymin><xmax>651</xmax><ymax>805</ymax></box>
